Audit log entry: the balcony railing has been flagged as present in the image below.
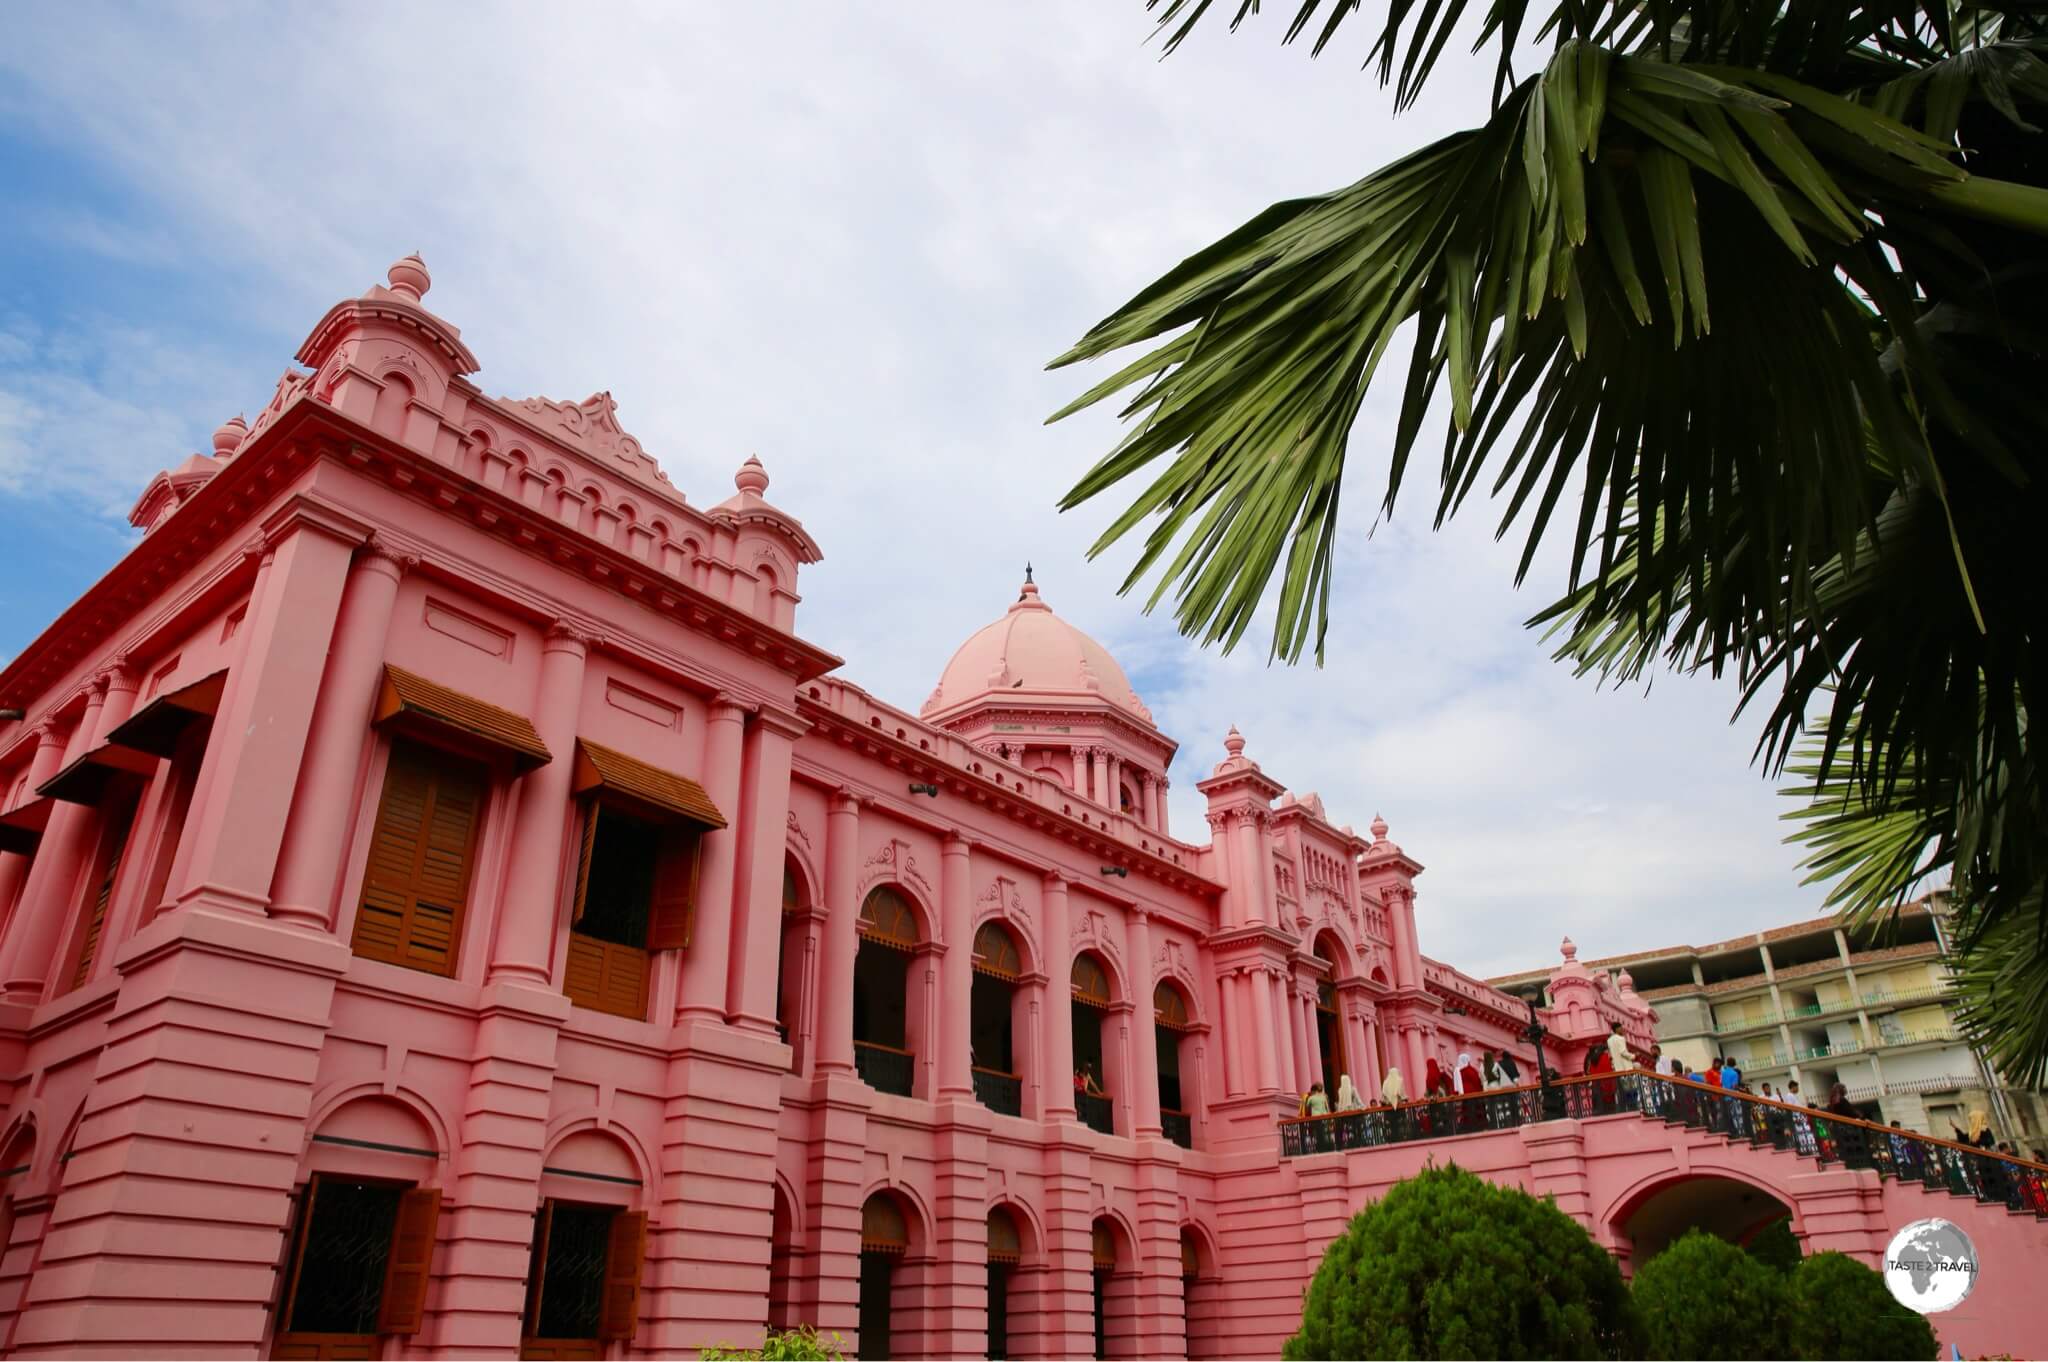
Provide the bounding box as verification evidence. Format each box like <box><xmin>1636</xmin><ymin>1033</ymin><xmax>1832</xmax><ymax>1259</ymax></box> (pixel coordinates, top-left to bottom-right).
<box><xmin>1860</xmin><ymin>983</ymin><xmax>1953</xmax><ymax>1007</ymax></box>
<box><xmin>854</xmin><ymin>1039</ymin><xmax>915</xmax><ymax>1097</ymax></box>
<box><xmin>973</xmin><ymin>1066</ymin><xmax>1023</xmax><ymax>1117</ymax></box>
<box><xmin>1276</xmin><ymin>1073</ymin><xmax>2048</xmax><ymax>1221</ymax></box>
<box><xmin>1161</xmin><ymin>1108</ymin><xmax>1193</xmax><ymax>1150</ymax></box>
<box><xmin>1076</xmin><ymin>1091</ymin><xmax>1115</xmax><ymax>1136</ymax></box>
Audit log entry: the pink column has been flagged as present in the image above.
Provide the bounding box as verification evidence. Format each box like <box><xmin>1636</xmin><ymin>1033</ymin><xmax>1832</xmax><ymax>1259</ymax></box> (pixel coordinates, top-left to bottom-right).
<box><xmin>1233</xmin><ymin>814</ymin><xmax>1266</xmax><ymax>928</ymax></box>
<box><xmin>1040</xmin><ymin>872</ymin><xmax>1076</xmax><ymax>1119</ymax></box>
<box><xmin>1106</xmin><ymin>753</ymin><xmax>1122</xmax><ymax>811</ymax></box>
<box><xmin>1404</xmin><ymin>1024</ymin><xmax>1428</xmax><ymax>1091</ymax></box>
<box><xmin>1139</xmin><ymin>774</ymin><xmax>1157</xmax><ymax>832</ymax></box>
<box><xmin>1205</xmin><ymin>813</ymin><xmax>1235</xmax><ymax>927</ymax></box>
<box><xmin>1155</xmin><ymin>776</ymin><xmax>1169</xmax><ymax>835</ymax></box>
<box><xmin>1391</xmin><ymin>885</ymin><xmax>1423</xmax><ymax>988</ymax></box>
<box><xmin>813</xmin><ymin>790</ymin><xmax>860</xmax><ymax>1073</ymax></box>
<box><xmin>1090</xmin><ymin>748</ymin><xmax>1108</xmax><ymax>807</ymax></box>
<box><xmin>170</xmin><ymin>519</ymin><xmax>360</xmax><ymax>917</ymax></box>
<box><xmin>727</xmin><ymin>710</ymin><xmax>805</xmax><ymax>1031</ymax></box>
<box><xmin>678</xmin><ymin>695</ymin><xmax>749</xmax><ymax>1020</ymax></box>
<box><xmin>1274</xmin><ymin>973</ymin><xmax>1299</xmax><ymax>1095</ymax></box>
<box><xmin>936</xmin><ymin>834</ymin><xmax>974</xmax><ymax>1099</ymax></box>
<box><xmin>0</xmin><ymin>682</ymin><xmax>110</xmax><ymax>1001</ymax></box>
<box><xmin>268</xmin><ymin>541</ymin><xmax>410</xmax><ymax>930</ymax></box>
<box><xmin>1298</xmin><ymin>990</ymin><xmax>1323</xmax><ymax>1089</ymax></box>
<box><xmin>1216</xmin><ymin>972</ymin><xmax>1243</xmax><ymax>1097</ymax></box>
<box><xmin>487</xmin><ymin>624</ymin><xmax>589</xmax><ymax>986</ymax></box>
<box><xmin>1126</xmin><ymin>909</ymin><xmax>1162</xmax><ymax>1138</ymax></box>
<box><xmin>0</xmin><ymin>725</ymin><xmax>66</xmax><ymax>941</ymax></box>
<box><xmin>1248</xmin><ymin>968</ymin><xmax>1278</xmax><ymax>1093</ymax></box>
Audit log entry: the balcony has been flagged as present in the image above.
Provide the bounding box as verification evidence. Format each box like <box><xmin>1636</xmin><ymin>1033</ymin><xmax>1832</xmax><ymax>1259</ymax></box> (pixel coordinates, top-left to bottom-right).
<box><xmin>854</xmin><ymin>1040</ymin><xmax>915</xmax><ymax>1097</ymax></box>
<box><xmin>1861</xmin><ymin>984</ymin><xmax>1954</xmax><ymax>1008</ymax></box>
<box><xmin>1077</xmin><ymin>1091</ymin><xmax>1115</xmax><ymax>1136</ymax></box>
<box><xmin>1161</xmin><ymin>1108</ymin><xmax>1193</xmax><ymax>1150</ymax></box>
<box><xmin>973</xmin><ymin>1067</ymin><xmax>1023</xmax><ymax>1117</ymax></box>
<box><xmin>1712</xmin><ymin>1012</ymin><xmax>1781</xmax><ymax>1034</ymax></box>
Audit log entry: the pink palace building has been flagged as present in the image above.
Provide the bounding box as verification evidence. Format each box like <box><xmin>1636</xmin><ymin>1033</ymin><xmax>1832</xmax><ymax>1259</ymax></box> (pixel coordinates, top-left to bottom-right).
<box><xmin>0</xmin><ymin>256</ymin><xmax>2040</xmax><ymax>1362</ymax></box>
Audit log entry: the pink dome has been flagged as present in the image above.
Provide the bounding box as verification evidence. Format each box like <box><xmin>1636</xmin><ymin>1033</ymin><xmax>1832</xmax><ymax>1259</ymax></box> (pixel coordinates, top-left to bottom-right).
<box><xmin>923</xmin><ymin>579</ymin><xmax>1151</xmax><ymax>722</ymax></box>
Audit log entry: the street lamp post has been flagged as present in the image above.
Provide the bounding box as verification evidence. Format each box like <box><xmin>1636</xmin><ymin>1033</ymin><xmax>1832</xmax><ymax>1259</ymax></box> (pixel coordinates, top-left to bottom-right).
<box><xmin>1524</xmin><ymin>994</ymin><xmax>1563</xmax><ymax>1121</ymax></box>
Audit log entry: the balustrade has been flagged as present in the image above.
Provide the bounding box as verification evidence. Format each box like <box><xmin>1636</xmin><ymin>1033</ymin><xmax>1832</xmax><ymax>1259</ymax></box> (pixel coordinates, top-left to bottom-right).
<box><xmin>972</xmin><ymin>1066</ymin><xmax>1023</xmax><ymax>1117</ymax></box>
<box><xmin>1076</xmin><ymin>1091</ymin><xmax>1115</xmax><ymax>1136</ymax></box>
<box><xmin>854</xmin><ymin>1039</ymin><xmax>915</xmax><ymax>1097</ymax></box>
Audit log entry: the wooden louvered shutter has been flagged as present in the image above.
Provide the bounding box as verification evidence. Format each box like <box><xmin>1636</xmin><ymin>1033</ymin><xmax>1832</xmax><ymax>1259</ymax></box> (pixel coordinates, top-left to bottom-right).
<box><xmin>597</xmin><ymin>1210</ymin><xmax>648</xmax><ymax>1341</ymax></box>
<box><xmin>375</xmin><ymin>1187</ymin><xmax>441</xmax><ymax>1335</ymax></box>
<box><xmin>644</xmin><ymin>832</ymin><xmax>699</xmax><ymax>951</ymax></box>
<box><xmin>351</xmin><ymin>744</ymin><xmax>485</xmax><ymax>977</ymax></box>
<box><xmin>72</xmin><ymin>804</ymin><xmax>136</xmax><ymax>988</ymax></box>
<box><xmin>571</xmin><ymin>804</ymin><xmax>600</xmax><ymax>925</ymax></box>
<box><xmin>523</xmin><ymin>1201</ymin><xmax>555</xmax><ymax>1336</ymax></box>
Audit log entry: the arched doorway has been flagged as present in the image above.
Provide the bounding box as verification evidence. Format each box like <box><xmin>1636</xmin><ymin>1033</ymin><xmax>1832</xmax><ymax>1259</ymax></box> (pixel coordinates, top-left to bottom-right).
<box><xmin>1180</xmin><ymin>1226</ymin><xmax>1220</xmax><ymax>1359</ymax></box>
<box><xmin>859</xmin><ymin>1193</ymin><xmax>912</xmax><ymax>1360</ymax></box>
<box><xmin>854</xmin><ymin>887</ymin><xmax>922</xmax><ymax>1096</ymax></box>
<box><xmin>1071</xmin><ymin>954</ymin><xmax>1116</xmax><ymax>1134</ymax></box>
<box><xmin>1311</xmin><ymin>933</ymin><xmax>1348</xmax><ymax>1089</ymax></box>
<box><xmin>1153</xmin><ymin>982</ymin><xmax>1194</xmax><ymax>1148</ymax></box>
<box><xmin>777</xmin><ymin>858</ymin><xmax>811</xmax><ymax>1073</ymax></box>
<box><xmin>768</xmin><ymin>1184</ymin><xmax>797</xmax><ymax>1332</ymax></box>
<box><xmin>1613</xmin><ymin>1174</ymin><xmax>1795</xmax><ymax>1267</ymax></box>
<box><xmin>986</xmin><ymin>1205</ymin><xmax>1023</xmax><ymax>1359</ymax></box>
<box><xmin>1090</xmin><ymin>1218</ymin><xmax>1117</xmax><ymax>1360</ymax></box>
<box><xmin>971</xmin><ymin>923</ymin><xmax>1024</xmax><ymax>1116</ymax></box>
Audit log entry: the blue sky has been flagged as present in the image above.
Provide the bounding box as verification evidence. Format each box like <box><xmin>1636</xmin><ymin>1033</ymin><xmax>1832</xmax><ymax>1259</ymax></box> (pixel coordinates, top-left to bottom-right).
<box><xmin>0</xmin><ymin>3</ymin><xmax>1840</xmax><ymax>976</ymax></box>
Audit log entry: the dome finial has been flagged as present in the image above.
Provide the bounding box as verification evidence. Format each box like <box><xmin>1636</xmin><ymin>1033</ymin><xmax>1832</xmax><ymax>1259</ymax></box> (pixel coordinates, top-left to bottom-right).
<box><xmin>735</xmin><ymin>454</ymin><xmax>769</xmax><ymax>497</ymax></box>
<box><xmin>387</xmin><ymin>252</ymin><xmax>431</xmax><ymax>303</ymax></box>
<box><xmin>1370</xmin><ymin>812</ymin><xmax>1389</xmax><ymax>842</ymax></box>
<box><xmin>212</xmin><ymin>414</ymin><xmax>250</xmax><ymax>458</ymax></box>
<box><xmin>1224</xmin><ymin>725</ymin><xmax>1246</xmax><ymax>758</ymax></box>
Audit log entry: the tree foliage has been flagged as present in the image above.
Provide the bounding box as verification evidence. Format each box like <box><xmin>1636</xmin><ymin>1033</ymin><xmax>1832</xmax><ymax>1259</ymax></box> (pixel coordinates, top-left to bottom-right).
<box><xmin>1631</xmin><ymin>1229</ymin><xmax>1788</xmax><ymax>1359</ymax></box>
<box><xmin>1283</xmin><ymin>1163</ymin><xmax>1640</xmax><ymax>1359</ymax></box>
<box><xmin>699</xmin><ymin>1327</ymin><xmax>845</xmax><ymax>1361</ymax></box>
<box><xmin>1783</xmin><ymin>1251</ymin><xmax>1938</xmax><ymax>1360</ymax></box>
<box><xmin>1052</xmin><ymin>0</ymin><xmax>2048</xmax><ymax>1081</ymax></box>
<box><xmin>1745</xmin><ymin>1216</ymin><xmax>1803</xmax><ymax>1273</ymax></box>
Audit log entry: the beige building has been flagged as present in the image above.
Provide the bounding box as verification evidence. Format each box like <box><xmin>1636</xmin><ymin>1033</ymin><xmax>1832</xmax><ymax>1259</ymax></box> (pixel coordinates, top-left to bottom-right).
<box><xmin>1490</xmin><ymin>893</ymin><xmax>2048</xmax><ymax>1148</ymax></box>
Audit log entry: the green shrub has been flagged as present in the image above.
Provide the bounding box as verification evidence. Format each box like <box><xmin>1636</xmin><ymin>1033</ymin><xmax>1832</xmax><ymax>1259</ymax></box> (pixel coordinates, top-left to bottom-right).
<box><xmin>1631</xmin><ymin>1229</ymin><xmax>1787</xmax><ymax>1360</ymax></box>
<box><xmin>700</xmin><ymin>1325</ymin><xmax>845</xmax><ymax>1361</ymax></box>
<box><xmin>1783</xmin><ymin>1252</ymin><xmax>1937</xmax><ymax>1360</ymax></box>
<box><xmin>1283</xmin><ymin>1162</ymin><xmax>1640</xmax><ymax>1360</ymax></box>
<box><xmin>1745</xmin><ymin>1217</ymin><xmax>1803</xmax><ymax>1273</ymax></box>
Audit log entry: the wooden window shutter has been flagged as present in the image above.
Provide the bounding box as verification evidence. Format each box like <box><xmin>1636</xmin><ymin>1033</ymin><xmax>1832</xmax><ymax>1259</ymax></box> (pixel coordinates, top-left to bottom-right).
<box><xmin>72</xmin><ymin>806</ymin><xmax>136</xmax><ymax>989</ymax></box>
<box><xmin>352</xmin><ymin>744</ymin><xmax>486</xmax><ymax>976</ymax></box>
<box><xmin>375</xmin><ymin>1187</ymin><xmax>442</xmax><ymax>1335</ymax></box>
<box><xmin>277</xmin><ymin>1178</ymin><xmax>322</xmax><ymax>1335</ymax></box>
<box><xmin>572</xmin><ymin>804</ymin><xmax>601</xmax><ymax>925</ymax></box>
<box><xmin>523</xmin><ymin>1201</ymin><xmax>555</xmax><ymax>1337</ymax></box>
<box><xmin>645</xmin><ymin>832</ymin><xmax>699</xmax><ymax>952</ymax></box>
<box><xmin>597</xmin><ymin>1210</ymin><xmax>648</xmax><ymax>1341</ymax></box>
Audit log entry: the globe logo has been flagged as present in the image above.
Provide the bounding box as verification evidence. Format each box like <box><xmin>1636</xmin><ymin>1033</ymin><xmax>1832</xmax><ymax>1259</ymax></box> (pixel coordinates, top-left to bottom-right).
<box><xmin>1883</xmin><ymin>1218</ymin><xmax>1978</xmax><ymax>1314</ymax></box>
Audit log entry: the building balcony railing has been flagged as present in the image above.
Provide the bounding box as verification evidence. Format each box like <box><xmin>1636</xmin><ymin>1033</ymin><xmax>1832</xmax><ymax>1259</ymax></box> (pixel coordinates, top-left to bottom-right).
<box><xmin>1860</xmin><ymin>983</ymin><xmax>1954</xmax><ymax>1008</ymax></box>
<box><xmin>1276</xmin><ymin>1073</ymin><xmax>2048</xmax><ymax>1224</ymax></box>
<box><xmin>973</xmin><ymin>1066</ymin><xmax>1023</xmax><ymax>1117</ymax></box>
<box><xmin>1076</xmin><ymin>1091</ymin><xmax>1115</xmax><ymax>1136</ymax></box>
<box><xmin>854</xmin><ymin>1039</ymin><xmax>915</xmax><ymax>1097</ymax></box>
<box><xmin>1161</xmin><ymin>1108</ymin><xmax>1193</xmax><ymax>1150</ymax></box>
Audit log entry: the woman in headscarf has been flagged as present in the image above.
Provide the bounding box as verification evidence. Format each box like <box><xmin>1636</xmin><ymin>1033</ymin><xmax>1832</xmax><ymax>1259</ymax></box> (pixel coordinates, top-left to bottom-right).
<box><xmin>1336</xmin><ymin>1074</ymin><xmax>1364</xmax><ymax>1111</ymax></box>
<box><xmin>1455</xmin><ymin>1052</ymin><xmax>1482</xmax><ymax>1130</ymax></box>
<box><xmin>1380</xmin><ymin>1065</ymin><xmax>1405</xmax><ymax>1106</ymax></box>
<box><xmin>1423</xmin><ymin>1057</ymin><xmax>1445</xmax><ymax>1098</ymax></box>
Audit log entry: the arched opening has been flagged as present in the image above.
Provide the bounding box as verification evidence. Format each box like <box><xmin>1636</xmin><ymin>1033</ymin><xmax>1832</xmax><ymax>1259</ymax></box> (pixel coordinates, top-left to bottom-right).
<box><xmin>1311</xmin><ymin>933</ymin><xmax>1348</xmax><ymax>1090</ymax></box>
<box><xmin>986</xmin><ymin>1206</ymin><xmax>1023</xmax><ymax>1359</ymax></box>
<box><xmin>859</xmin><ymin>1192</ymin><xmax>912</xmax><ymax>1360</ymax></box>
<box><xmin>971</xmin><ymin>922</ymin><xmax>1024</xmax><ymax>1116</ymax></box>
<box><xmin>778</xmin><ymin>858</ymin><xmax>811</xmax><ymax>1073</ymax></box>
<box><xmin>1153</xmin><ymin>982</ymin><xmax>1195</xmax><ymax>1148</ymax></box>
<box><xmin>768</xmin><ymin>1183</ymin><xmax>797</xmax><ymax>1332</ymax></box>
<box><xmin>1071</xmin><ymin>953</ymin><xmax>1116</xmax><ymax>1135</ymax></box>
<box><xmin>1118</xmin><ymin>783</ymin><xmax>1136</xmax><ymax>817</ymax></box>
<box><xmin>1091</xmin><ymin>1217</ymin><xmax>1137</xmax><ymax>1360</ymax></box>
<box><xmin>854</xmin><ymin>886</ymin><xmax>921</xmax><ymax>1096</ymax></box>
<box><xmin>1614</xmin><ymin>1174</ymin><xmax>1795</xmax><ymax>1267</ymax></box>
<box><xmin>0</xmin><ymin>1124</ymin><xmax>37</xmax><ymax>1347</ymax></box>
<box><xmin>1180</xmin><ymin>1226</ymin><xmax>1221</xmax><ymax>1359</ymax></box>
<box><xmin>520</xmin><ymin>1128</ymin><xmax>648</xmax><ymax>1357</ymax></box>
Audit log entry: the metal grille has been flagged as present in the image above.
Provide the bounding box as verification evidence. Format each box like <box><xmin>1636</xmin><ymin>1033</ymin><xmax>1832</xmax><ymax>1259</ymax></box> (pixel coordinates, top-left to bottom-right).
<box><xmin>287</xmin><ymin>1179</ymin><xmax>401</xmax><ymax>1335</ymax></box>
<box><xmin>536</xmin><ymin>1204</ymin><xmax>615</xmax><ymax>1341</ymax></box>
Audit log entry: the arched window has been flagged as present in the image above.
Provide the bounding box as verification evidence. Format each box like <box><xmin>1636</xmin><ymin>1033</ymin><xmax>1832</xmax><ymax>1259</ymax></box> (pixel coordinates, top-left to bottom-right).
<box><xmin>1091</xmin><ymin>1218</ymin><xmax>1122</xmax><ymax>1360</ymax></box>
<box><xmin>987</xmin><ymin>1207</ymin><xmax>1023</xmax><ymax>1359</ymax></box>
<box><xmin>1153</xmin><ymin>982</ymin><xmax>1190</xmax><ymax>1029</ymax></box>
<box><xmin>776</xmin><ymin>860</ymin><xmax>810</xmax><ymax>1072</ymax></box>
<box><xmin>971</xmin><ymin>922</ymin><xmax>1024</xmax><ymax>1115</ymax></box>
<box><xmin>1071</xmin><ymin>954</ymin><xmax>1112</xmax><ymax>1006</ymax></box>
<box><xmin>1153</xmin><ymin>981</ymin><xmax>1195</xmax><ymax>1148</ymax></box>
<box><xmin>853</xmin><ymin>888</ymin><xmax>921</xmax><ymax>1096</ymax></box>
<box><xmin>859</xmin><ymin>1193</ymin><xmax>911</xmax><ymax>1361</ymax></box>
<box><xmin>1311</xmin><ymin>934</ymin><xmax>1348</xmax><ymax>1090</ymax></box>
<box><xmin>1071</xmin><ymin>953</ymin><xmax>1115</xmax><ymax>1134</ymax></box>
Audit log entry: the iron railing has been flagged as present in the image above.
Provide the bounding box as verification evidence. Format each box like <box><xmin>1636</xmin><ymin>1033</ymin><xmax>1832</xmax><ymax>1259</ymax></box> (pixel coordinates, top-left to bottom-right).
<box><xmin>1277</xmin><ymin>1071</ymin><xmax>2048</xmax><ymax>1218</ymax></box>
<box><xmin>854</xmin><ymin>1039</ymin><xmax>915</xmax><ymax>1097</ymax></box>
<box><xmin>1161</xmin><ymin>1109</ymin><xmax>1193</xmax><ymax>1150</ymax></box>
<box><xmin>973</xmin><ymin>1066</ymin><xmax>1023</xmax><ymax>1117</ymax></box>
<box><xmin>1076</xmin><ymin>1092</ymin><xmax>1115</xmax><ymax>1136</ymax></box>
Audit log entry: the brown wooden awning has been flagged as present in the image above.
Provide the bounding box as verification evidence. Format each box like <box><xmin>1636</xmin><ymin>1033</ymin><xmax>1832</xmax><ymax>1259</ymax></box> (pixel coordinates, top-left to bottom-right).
<box><xmin>38</xmin><ymin>740</ymin><xmax>161</xmax><ymax>805</ymax></box>
<box><xmin>374</xmin><ymin>666</ymin><xmax>551</xmax><ymax>770</ymax></box>
<box><xmin>105</xmin><ymin>669</ymin><xmax>227</xmax><ymax>759</ymax></box>
<box><xmin>571</xmin><ymin>739</ymin><xmax>726</xmax><ymax>829</ymax></box>
<box><xmin>0</xmin><ymin>797</ymin><xmax>54</xmax><ymax>855</ymax></box>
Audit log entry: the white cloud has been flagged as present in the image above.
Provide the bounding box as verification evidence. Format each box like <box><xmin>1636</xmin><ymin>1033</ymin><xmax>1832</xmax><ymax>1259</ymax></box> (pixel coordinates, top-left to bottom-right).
<box><xmin>0</xmin><ymin>3</ymin><xmax>1834</xmax><ymax>974</ymax></box>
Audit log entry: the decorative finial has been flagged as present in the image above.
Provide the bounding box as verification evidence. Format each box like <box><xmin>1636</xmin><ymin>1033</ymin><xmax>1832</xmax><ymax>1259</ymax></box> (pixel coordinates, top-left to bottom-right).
<box><xmin>387</xmin><ymin>252</ymin><xmax>431</xmax><ymax>303</ymax></box>
<box><xmin>735</xmin><ymin>454</ymin><xmax>770</xmax><ymax>497</ymax></box>
<box><xmin>1025</xmin><ymin>561</ymin><xmax>1034</xmax><ymax>585</ymax></box>
<box><xmin>1560</xmin><ymin>936</ymin><xmax>1578</xmax><ymax>962</ymax></box>
<box><xmin>1224</xmin><ymin>725</ymin><xmax>1246</xmax><ymax>758</ymax></box>
<box><xmin>1617</xmin><ymin>968</ymin><xmax>1635</xmax><ymax>990</ymax></box>
<box><xmin>1370</xmin><ymin>812</ymin><xmax>1389</xmax><ymax>842</ymax></box>
<box><xmin>211</xmin><ymin>414</ymin><xmax>250</xmax><ymax>458</ymax></box>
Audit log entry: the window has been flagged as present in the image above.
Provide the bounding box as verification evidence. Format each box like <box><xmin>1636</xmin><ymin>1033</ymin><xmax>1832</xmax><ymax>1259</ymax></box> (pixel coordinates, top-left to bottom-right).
<box><xmin>351</xmin><ymin>741</ymin><xmax>487</xmax><ymax>977</ymax></box>
<box><xmin>521</xmin><ymin>1201</ymin><xmax>647</xmax><ymax>1359</ymax></box>
<box><xmin>66</xmin><ymin>789</ymin><xmax>140</xmax><ymax>991</ymax></box>
<box><xmin>273</xmin><ymin>1175</ymin><xmax>440</xmax><ymax>1359</ymax></box>
<box><xmin>853</xmin><ymin>887</ymin><xmax>920</xmax><ymax>1096</ymax></box>
<box><xmin>565</xmin><ymin>801</ymin><xmax>699</xmax><ymax>1020</ymax></box>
